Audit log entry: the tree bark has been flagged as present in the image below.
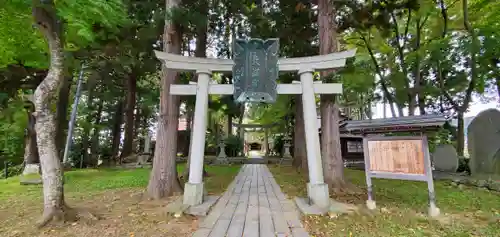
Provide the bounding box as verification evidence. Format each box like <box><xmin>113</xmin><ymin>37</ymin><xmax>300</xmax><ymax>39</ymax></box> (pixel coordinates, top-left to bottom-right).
<box><xmin>32</xmin><ymin>0</ymin><xmax>72</xmax><ymax>227</ymax></box>
<box><xmin>496</xmin><ymin>78</ymin><xmax>500</xmax><ymax>104</ymax></box>
<box><xmin>81</xmin><ymin>75</ymin><xmax>96</xmax><ymax>167</ymax></box>
<box><xmin>318</xmin><ymin>0</ymin><xmax>346</xmax><ymax>193</ymax></box>
<box><xmin>456</xmin><ymin>111</ymin><xmax>465</xmax><ymax>157</ymax></box>
<box><xmin>146</xmin><ymin>0</ymin><xmax>183</xmax><ymax>199</ymax></box>
<box><xmin>361</xmin><ymin>34</ymin><xmax>397</xmax><ymax>117</ymax></box>
<box><xmin>23</xmin><ymin>102</ymin><xmax>39</xmax><ymax>165</ymax></box>
<box><xmin>111</xmin><ymin>101</ymin><xmax>123</xmax><ymax>163</ymax></box>
<box><xmin>89</xmin><ymin>101</ymin><xmax>104</xmax><ymax>167</ymax></box>
<box><xmin>121</xmin><ymin>70</ymin><xmax>137</xmax><ymax>158</ymax></box>
<box><xmin>227</xmin><ymin>115</ymin><xmax>233</xmax><ymax>136</ymax></box>
<box><xmin>237</xmin><ymin>104</ymin><xmax>245</xmax><ymax>138</ymax></box>
<box><xmin>450</xmin><ymin>0</ymin><xmax>477</xmax><ymax>156</ymax></box>
<box><xmin>55</xmin><ymin>75</ymin><xmax>72</xmax><ymax>157</ymax></box>
<box><xmin>415</xmin><ymin>18</ymin><xmax>426</xmax><ymax>116</ymax></box>
<box><xmin>134</xmin><ymin>107</ymin><xmax>142</xmax><ymax>138</ymax></box>
<box><xmin>293</xmin><ymin>95</ymin><xmax>307</xmax><ymax>172</ymax></box>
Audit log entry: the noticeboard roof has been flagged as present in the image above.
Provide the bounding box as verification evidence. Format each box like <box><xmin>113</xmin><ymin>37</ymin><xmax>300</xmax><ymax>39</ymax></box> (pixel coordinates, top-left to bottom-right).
<box><xmin>345</xmin><ymin>114</ymin><xmax>447</xmax><ymax>134</ymax></box>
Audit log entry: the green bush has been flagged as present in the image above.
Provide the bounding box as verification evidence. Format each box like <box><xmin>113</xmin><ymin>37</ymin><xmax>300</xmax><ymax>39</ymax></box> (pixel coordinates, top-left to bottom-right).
<box><xmin>224</xmin><ymin>135</ymin><xmax>243</xmax><ymax>157</ymax></box>
<box><xmin>0</xmin><ymin>98</ymin><xmax>28</xmax><ymax>166</ymax></box>
<box><xmin>272</xmin><ymin>134</ymin><xmax>284</xmax><ymax>157</ymax></box>
<box><xmin>205</xmin><ymin>131</ymin><xmax>219</xmax><ymax>155</ymax></box>
<box><xmin>457</xmin><ymin>158</ymin><xmax>471</xmax><ymax>174</ymax></box>
<box><xmin>0</xmin><ymin>163</ymin><xmax>23</xmax><ymax>178</ymax></box>
<box><xmin>427</xmin><ymin>128</ymin><xmax>454</xmax><ymax>153</ymax></box>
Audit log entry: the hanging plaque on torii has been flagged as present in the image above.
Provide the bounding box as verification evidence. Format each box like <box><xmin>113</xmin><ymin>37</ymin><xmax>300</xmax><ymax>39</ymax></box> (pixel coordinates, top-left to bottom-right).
<box><xmin>232</xmin><ymin>38</ymin><xmax>279</xmax><ymax>103</ymax></box>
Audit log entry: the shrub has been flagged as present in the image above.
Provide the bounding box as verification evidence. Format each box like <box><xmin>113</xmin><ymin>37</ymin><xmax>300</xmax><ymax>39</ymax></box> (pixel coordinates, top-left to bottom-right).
<box><xmin>457</xmin><ymin>157</ymin><xmax>471</xmax><ymax>174</ymax></box>
<box><xmin>272</xmin><ymin>134</ymin><xmax>284</xmax><ymax>157</ymax></box>
<box><xmin>224</xmin><ymin>135</ymin><xmax>243</xmax><ymax>157</ymax></box>
<box><xmin>0</xmin><ymin>98</ymin><xmax>28</xmax><ymax>166</ymax></box>
<box><xmin>0</xmin><ymin>163</ymin><xmax>23</xmax><ymax>178</ymax></box>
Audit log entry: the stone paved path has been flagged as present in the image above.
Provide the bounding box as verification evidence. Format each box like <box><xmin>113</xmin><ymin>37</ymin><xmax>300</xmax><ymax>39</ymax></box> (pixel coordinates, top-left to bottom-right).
<box><xmin>193</xmin><ymin>164</ymin><xmax>310</xmax><ymax>237</ymax></box>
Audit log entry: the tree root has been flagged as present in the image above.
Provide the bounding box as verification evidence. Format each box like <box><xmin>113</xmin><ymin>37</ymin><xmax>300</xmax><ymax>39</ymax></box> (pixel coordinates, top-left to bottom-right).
<box><xmin>329</xmin><ymin>180</ymin><xmax>364</xmax><ymax>196</ymax></box>
<box><xmin>36</xmin><ymin>204</ymin><xmax>100</xmax><ymax>228</ymax></box>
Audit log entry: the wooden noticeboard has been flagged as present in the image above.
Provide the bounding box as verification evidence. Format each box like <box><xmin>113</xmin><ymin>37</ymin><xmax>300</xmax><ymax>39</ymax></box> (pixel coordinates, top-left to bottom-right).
<box><xmin>367</xmin><ymin>139</ymin><xmax>425</xmax><ymax>175</ymax></box>
<box><xmin>362</xmin><ymin>136</ymin><xmax>440</xmax><ymax>216</ymax></box>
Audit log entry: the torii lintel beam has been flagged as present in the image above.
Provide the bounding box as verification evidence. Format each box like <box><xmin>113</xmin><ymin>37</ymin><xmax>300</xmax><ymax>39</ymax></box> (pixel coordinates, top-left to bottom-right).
<box><xmin>154</xmin><ymin>49</ymin><xmax>356</xmax><ymax>73</ymax></box>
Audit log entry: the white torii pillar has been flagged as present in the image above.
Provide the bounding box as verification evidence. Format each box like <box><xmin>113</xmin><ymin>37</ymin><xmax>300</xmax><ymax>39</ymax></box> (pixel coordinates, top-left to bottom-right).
<box><xmin>154</xmin><ymin>49</ymin><xmax>356</xmax><ymax>209</ymax></box>
<box><xmin>183</xmin><ymin>70</ymin><xmax>211</xmax><ymax>205</ymax></box>
<box><xmin>299</xmin><ymin>69</ymin><xmax>329</xmax><ymax>208</ymax></box>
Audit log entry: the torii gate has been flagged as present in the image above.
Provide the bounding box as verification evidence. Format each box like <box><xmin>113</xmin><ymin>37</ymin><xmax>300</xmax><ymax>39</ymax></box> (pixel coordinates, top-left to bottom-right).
<box><xmin>233</xmin><ymin>123</ymin><xmax>277</xmax><ymax>156</ymax></box>
<box><xmin>154</xmin><ymin>48</ymin><xmax>356</xmax><ymax>211</ymax></box>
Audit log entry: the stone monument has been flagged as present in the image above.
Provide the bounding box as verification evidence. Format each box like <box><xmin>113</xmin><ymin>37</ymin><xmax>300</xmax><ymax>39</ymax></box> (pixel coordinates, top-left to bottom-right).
<box><xmin>283</xmin><ymin>137</ymin><xmax>292</xmax><ymax>158</ymax></box>
<box><xmin>216</xmin><ymin>142</ymin><xmax>229</xmax><ymax>165</ymax></box>
<box><xmin>467</xmin><ymin>109</ymin><xmax>500</xmax><ymax>176</ymax></box>
<box><xmin>136</xmin><ymin>132</ymin><xmax>152</xmax><ymax>167</ymax></box>
<box><xmin>432</xmin><ymin>144</ymin><xmax>459</xmax><ymax>172</ymax></box>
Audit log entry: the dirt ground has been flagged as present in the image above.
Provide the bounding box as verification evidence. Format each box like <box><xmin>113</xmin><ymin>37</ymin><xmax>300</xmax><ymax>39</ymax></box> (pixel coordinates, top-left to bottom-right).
<box><xmin>0</xmin><ymin>166</ymin><xmax>241</xmax><ymax>237</ymax></box>
<box><xmin>0</xmin><ymin>188</ymin><xmax>202</xmax><ymax>237</ymax></box>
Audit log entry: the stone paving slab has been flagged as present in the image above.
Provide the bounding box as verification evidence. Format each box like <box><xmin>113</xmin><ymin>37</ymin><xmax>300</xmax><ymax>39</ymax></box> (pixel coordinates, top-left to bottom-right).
<box><xmin>192</xmin><ymin>164</ymin><xmax>309</xmax><ymax>237</ymax></box>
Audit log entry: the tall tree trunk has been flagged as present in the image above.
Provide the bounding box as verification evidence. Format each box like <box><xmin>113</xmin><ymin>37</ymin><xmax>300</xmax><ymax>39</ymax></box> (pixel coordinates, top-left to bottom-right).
<box><xmin>23</xmin><ymin>102</ymin><xmax>40</xmax><ymax>165</ymax></box>
<box><xmin>111</xmin><ymin>101</ymin><xmax>123</xmax><ymax>163</ymax></box>
<box><xmin>417</xmin><ymin>95</ymin><xmax>426</xmax><ymax>115</ymax></box>
<box><xmin>318</xmin><ymin>0</ymin><xmax>346</xmax><ymax>193</ymax></box>
<box><xmin>456</xmin><ymin>111</ymin><xmax>465</xmax><ymax>157</ymax></box>
<box><xmin>32</xmin><ymin>1</ymin><xmax>72</xmax><ymax>227</ymax></box>
<box><xmin>131</xmin><ymin>107</ymin><xmax>141</xmax><ymax>153</ymax></box>
<box><xmin>396</xmin><ymin>104</ymin><xmax>405</xmax><ymax>117</ymax></box>
<box><xmin>408</xmin><ymin>100</ymin><xmax>416</xmax><ymax>116</ymax></box>
<box><xmin>89</xmin><ymin>101</ymin><xmax>104</xmax><ymax>167</ymax></box>
<box><xmin>361</xmin><ymin>34</ymin><xmax>397</xmax><ymax>118</ymax></box>
<box><xmin>146</xmin><ymin>0</ymin><xmax>183</xmax><ymax>199</ymax></box>
<box><xmin>496</xmin><ymin>78</ymin><xmax>500</xmax><ymax>104</ymax></box>
<box><xmin>227</xmin><ymin>115</ymin><xmax>233</xmax><ymax>136</ymax></box>
<box><xmin>237</xmin><ymin>104</ymin><xmax>245</xmax><ymax>155</ymax></box>
<box><xmin>134</xmin><ymin>107</ymin><xmax>142</xmax><ymax>138</ymax></box>
<box><xmin>55</xmin><ymin>75</ymin><xmax>72</xmax><ymax>157</ymax></box>
<box><xmin>293</xmin><ymin>96</ymin><xmax>307</xmax><ymax>171</ymax></box>
<box><xmin>81</xmin><ymin>76</ymin><xmax>96</xmax><ymax>167</ymax></box>
<box><xmin>452</xmin><ymin>0</ymin><xmax>477</xmax><ymax>156</ymax></box>
<box><xmin>121</xmin><ymin>70</ymin><xmax>137</xmax><ymax>158</ymax></box>
<box><xmin>414</xmin><ymin>17</ymin><xmax>426</xmax><ymax>116</ymax></box>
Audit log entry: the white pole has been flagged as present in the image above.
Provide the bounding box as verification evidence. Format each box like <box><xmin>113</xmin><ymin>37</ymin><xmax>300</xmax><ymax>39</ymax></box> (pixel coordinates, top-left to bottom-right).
<box><xmin>187</xmin><ymin>70</ymin><xmax>211</xmax><ymax>185</ymax></box>
<box><xmin>63</xmin><ymin>64</ymin><xmax>85</xmax><ymax>165</ymax></box>
<box><xmin>299</xmin><ymin>69</ymin><xmax>324</xmax><ymax>185</ymax></box>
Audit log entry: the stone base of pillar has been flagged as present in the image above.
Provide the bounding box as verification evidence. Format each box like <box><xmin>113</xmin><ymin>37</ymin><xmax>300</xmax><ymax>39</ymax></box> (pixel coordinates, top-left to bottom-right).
<box><xmin>183</xmin><ymin>182</ymin><xmax>204</xmax><ymax>206</ymax></box>
<box><xmin>366</xmin><ymin>200</ymin><xmax>377</xmax><ymax>210</ymax></box>
<box><xmin>307</xmin><ymin>182</ymin><xmax>330</xmax><ymax>210</ymax></box>
<box><xmin>22</xmin><ymin>163</ymin><xmax>41</xmax><ymax>175</ymax></box>
<box><xmin>20</xmin><ymin>163</ymin><xmax>42</xmax><ymax>185</ymax></box>
<box><xmin>215</xmin><ymin>157</ymin><xmax>229</xmax><ymax>165</ymax></box>
<box><xmin>428</xmin><ymin>203</ymin><xmax>440</xmax><ymax>217</ymax></box>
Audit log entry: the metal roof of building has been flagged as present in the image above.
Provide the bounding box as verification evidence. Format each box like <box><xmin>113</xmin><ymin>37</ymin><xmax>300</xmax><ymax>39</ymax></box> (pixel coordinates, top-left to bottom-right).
<box><xmin>345</xmin><ymin>114</ymin><xmax>447</xmax><ymax>133</ymax></box>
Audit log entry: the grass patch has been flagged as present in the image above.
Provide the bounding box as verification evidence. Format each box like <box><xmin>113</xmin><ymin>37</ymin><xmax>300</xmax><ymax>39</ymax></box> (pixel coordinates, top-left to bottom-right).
<box><xmin>0</xmin><ymin>164</ymin><xmax>240</xmax><ymax>201</ymax></box>
<box><xmin>0</xmin><ymin>164</ymin><xmax>240</xmax><ymax>237</ymax></box>
<box><xmin>269</xmin><ymin>165</ymin><xmax>500</xmax><ymax>237</ymax></box>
